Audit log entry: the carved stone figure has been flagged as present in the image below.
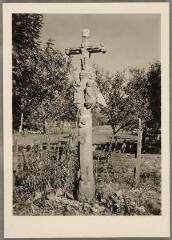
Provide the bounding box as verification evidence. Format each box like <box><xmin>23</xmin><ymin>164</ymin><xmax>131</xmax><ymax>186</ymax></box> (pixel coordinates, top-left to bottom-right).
<box><xmin>65</xmin><ymin>29</ymin><xmax>106</xmax><ymax>201</ymax></box>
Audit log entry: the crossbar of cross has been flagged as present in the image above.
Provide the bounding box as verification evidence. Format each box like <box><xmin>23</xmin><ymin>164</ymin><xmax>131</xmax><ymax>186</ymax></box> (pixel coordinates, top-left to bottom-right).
<box><xmin>65</xmin><ymin>29</ymin><xmax>106</xmax><ymax>57</ymax></box>
<box><xmin>65</xmin><ymin>46</ymin><xmax>106</xmax><ymax>56</ymax></box>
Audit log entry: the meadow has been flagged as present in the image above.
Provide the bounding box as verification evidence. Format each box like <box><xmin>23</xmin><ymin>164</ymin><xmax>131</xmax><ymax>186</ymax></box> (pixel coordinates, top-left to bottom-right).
<box><xmin>13</xmin><ymin>126</ymin><xmax>161</xmax><ymax>216</ymax></box>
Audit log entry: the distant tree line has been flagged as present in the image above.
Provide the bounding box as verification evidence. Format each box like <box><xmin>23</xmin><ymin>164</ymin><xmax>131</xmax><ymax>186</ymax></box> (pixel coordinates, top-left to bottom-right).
<box><xmin>12</xmin><ymin>14</ymin><xmax>161</xmax><ymax>137</ymax></box>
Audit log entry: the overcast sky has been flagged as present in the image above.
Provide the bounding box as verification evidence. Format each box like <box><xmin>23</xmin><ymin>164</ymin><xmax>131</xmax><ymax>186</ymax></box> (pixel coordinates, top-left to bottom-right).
<box><xmin>40</xmin><ymin>14</ymin><xmax>160</xmax><ymax>73</ymax></box>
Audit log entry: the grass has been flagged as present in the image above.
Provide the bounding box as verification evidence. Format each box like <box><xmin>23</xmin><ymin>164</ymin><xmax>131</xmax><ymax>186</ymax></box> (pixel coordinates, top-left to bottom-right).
<box><xmin>14</xmin><ymin>125</ymin><xmax>138</xmax><ymax>145</ymax></box>
<box><xmin>13</xmin><ymin>125</ymin><xmax>161</xmax><ymax>216</ymax></box>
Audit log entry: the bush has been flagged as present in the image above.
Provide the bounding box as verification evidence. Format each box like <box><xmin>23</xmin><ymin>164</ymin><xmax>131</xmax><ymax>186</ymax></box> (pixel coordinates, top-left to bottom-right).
<box><xmin>14</xmin><ymin>141</ymin><xmax>79</xmax><ymax>199</ymax></box>
<box><xmin>96</xmin><ymin>183</ymin><xmax>160</xmax><ymax>215</ymax></box>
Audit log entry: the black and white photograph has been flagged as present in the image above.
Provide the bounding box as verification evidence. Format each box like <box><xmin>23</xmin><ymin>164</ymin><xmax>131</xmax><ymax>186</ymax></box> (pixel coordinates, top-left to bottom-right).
<box><xmin>3</xmin><ymin>2</ymin><xmax>170</xmax><ymax>238</ymax></box>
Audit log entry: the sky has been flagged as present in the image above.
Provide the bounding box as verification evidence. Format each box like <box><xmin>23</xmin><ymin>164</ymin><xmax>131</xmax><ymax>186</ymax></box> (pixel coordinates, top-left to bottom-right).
<box><xmin>40</xmin><ymin>14</ymin><xmax>160</xmax><ymax>73</ymax></box>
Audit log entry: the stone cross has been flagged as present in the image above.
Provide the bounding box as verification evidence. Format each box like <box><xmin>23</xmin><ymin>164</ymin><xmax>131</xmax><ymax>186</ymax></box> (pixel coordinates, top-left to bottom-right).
<box><xmin>65</xmin><ymin>29</ymin><xmax>106</xmax><ymax>201</ymax></box>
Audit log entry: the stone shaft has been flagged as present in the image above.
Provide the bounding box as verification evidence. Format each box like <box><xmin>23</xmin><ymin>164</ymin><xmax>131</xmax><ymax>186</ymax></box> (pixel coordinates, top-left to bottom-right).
<box><xmin>78</xmin><ymin>29</ymin><xmax>95</xmax><ymax>201</ymax></box>
<box><xmin>78</xmin><ymin>108</ymin><xmax>95</xmax><ymax>201</ymax></box>
<box><xmin>65</xmin><ymin>29</ymin><xmax>106</xmax><ymax>201</ymax></box>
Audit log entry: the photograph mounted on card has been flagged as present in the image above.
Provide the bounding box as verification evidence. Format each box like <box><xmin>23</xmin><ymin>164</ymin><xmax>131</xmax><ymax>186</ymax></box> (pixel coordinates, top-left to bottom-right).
<box><xmin>3</xmin><ymin>2</ymin><xmax>170</xmax><ymax>238</ymax></box>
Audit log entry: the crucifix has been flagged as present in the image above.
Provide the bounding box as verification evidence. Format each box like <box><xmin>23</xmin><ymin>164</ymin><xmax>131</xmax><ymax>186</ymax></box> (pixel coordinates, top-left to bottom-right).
<box><xmin>65</xmin><ymin>29</ymin><xmax>106</xmax><ymax>201</ymax></box>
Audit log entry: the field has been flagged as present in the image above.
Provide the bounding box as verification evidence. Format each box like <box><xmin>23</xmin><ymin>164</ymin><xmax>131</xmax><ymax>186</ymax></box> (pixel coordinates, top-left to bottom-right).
<box><xmin>13</xmin><ymin>126</ymin><xmax>161</xmax><ymax>216</ymax></box>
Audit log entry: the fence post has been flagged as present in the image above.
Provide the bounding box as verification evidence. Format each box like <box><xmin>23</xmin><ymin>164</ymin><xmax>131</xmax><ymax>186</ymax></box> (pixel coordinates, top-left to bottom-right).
<box><xmin>13</xmin><ymin>136</ymin><xmax>18</xmax><ymax>186</ymax></box>
<box><xmin>135</xmin><ymin>118</ymin><xmax>143</xmax><ymax>187</ymax></box>
<box><xmin>95</xmin><ymin>157</ymin><xmax>98</xmax><ymax>183</ymax></box>
<box><xmin>19</xmin><ymin>113</ymin><xmax>23</xmax><ymax>134</ymax></box>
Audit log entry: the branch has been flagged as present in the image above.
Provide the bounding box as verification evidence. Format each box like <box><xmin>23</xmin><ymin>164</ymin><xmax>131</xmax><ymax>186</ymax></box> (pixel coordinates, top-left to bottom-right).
<box><xmin>112</xmin><ymin>119</ymin><xmax>136</xmax><ymax>136</ymax></box>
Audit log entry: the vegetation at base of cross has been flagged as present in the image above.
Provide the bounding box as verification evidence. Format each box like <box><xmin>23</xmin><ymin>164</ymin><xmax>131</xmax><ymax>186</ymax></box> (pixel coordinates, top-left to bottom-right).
<box><xmin>14</xmin><ymin>140</ymin><xmax>79</xmax><ymax>196</ymax></box>
<box><xmin>13</xmin><ymin>142</ymin><xmax>161</xmax><ymax>216</ymax></box>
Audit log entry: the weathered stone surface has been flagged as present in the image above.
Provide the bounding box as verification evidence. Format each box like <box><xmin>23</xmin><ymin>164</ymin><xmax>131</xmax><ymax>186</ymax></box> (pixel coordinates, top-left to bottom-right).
<box><xmin>65</xmin><ymin>29</ymin><xmax>106</xmax><ymax>202</ymax></box>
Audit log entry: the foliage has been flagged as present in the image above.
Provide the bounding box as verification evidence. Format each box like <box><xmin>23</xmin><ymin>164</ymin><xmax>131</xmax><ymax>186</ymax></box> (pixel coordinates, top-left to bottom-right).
<box><xmin>95</xmin><ymin>152</ymin><xmax>161</xmax><ymax>215</ymax></box>
<box><xmin>14</xmin><ymin>141</ymin><xmax>79</xmax><ymax>196</ymax></box>
<box><xmin>146</xmin><ymin>61</ymin><xmax>161</xmax><ymax>129</ymax></box>
<box><xmin>124</xmin><ymin>68</ymin><xmax>150</xmax><ymax>129</ymax></box>
<box><xmin>13</xmin><ymin>142</ymin><xmax>161</xmax><ymax>216</ymax></box>
<box><xmin>12</xmin><ymin>14</ymin><xmax>77</xmax><ymax>131</ymax></box>
<box><xmin>12</xmin><ymin>14</ymin><xmax>161</xmax><ymax>135</ymax></box>
<box><xmin>96</xmin><ymin>184</ymin><xmax>160</xmax><ymax>215</ymax></box>
<box><xmin>95</xmin><ymin>67</ymin><xmax>127</xmax><ymax>134</ymax></box>
<box><xmin>92</xmin><ymin>107</ymin><xmax>108</xmax><ymax>126</ymax></box>
<box><xmin>12</xmin><ymin>14</ymin><xmax>43</xmax><ymax>50</ymax></box>
<box><xmin>94</xmin><ymin>62</ymin><xmax>161</xmax><ymax>136</ymax></box>
<box><xmin>23</xmin><ymin>46</ymin><xmax>76</xmax><ymax>131</ymax></box>
<box><xmin>12</xmin><ymin>14</ymin><xmax>43</xmax><ymax>129</ymax></box>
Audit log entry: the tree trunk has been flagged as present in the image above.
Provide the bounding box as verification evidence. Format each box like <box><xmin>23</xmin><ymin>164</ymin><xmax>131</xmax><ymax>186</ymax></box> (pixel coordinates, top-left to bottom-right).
<box><xmin>142</xmin><ymin>126</ymin><xmax>146</xmax><ymax>147</ymax></box>
<box><xmin>13</xmin><ymin>136</ymin><xmax>18</xmax><ymax>186</ymax></box>
<box><xmin>42</xmin><ymin>116</ymin><xmax>47</xmax><ymax>134</ymax></box>
<box><xmin>19</xmin><ymin>113</ymin><xmax>23</xmax><ymax>134</ymax></box>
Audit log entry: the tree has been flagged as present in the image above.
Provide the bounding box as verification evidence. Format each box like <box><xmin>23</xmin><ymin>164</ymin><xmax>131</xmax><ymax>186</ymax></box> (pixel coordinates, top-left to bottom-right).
<box><xmin>124</xmin><ymin>67</ymin><xmax>151</xmax><ymax>129</ymax></box>
<box><xmin>94</xmin><ymin>62</ymin><xmax>161</xmax><ymax>137</ymax></box>
<box><xmin>125</xmin><ymin>62</ymin><xmax>161</xmax><ymax>138</ymax></box>
<box><xmin>25</xmin><ymin>42</ymin><xmax>77</xmax><ymax>133</ymax></box>
<box><xmin>146</xmin><ymin>61</ymin><xmax>161</xmax><ymax>130</ymax></box>
<box><xmin>12</xmin><ymin>14</ymin><xmax>76</xmax><ymax>132</ymax></box>
<box><xmin>12</xmin><ymin>14</ymin><xmax>43</xmax><ymax>130</ymax></box>
<box><xmin>95</xmin><ymin>66</ymin><xmax>131</xmax><ymax>135</ymax></box>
